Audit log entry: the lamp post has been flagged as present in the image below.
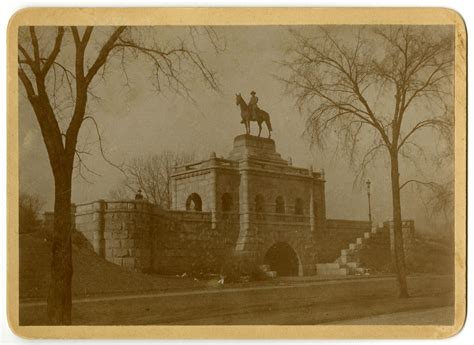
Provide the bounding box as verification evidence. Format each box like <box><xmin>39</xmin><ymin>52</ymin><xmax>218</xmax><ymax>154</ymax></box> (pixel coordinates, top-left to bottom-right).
<box><xmin>366</xmin><ymin>179</ymin><xmax>372</xmax><ymax>223</ymax></box>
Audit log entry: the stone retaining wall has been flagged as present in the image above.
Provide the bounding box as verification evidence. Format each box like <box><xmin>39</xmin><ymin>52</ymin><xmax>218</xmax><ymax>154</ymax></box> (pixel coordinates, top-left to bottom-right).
<box><xmin>47</xmin><ymin>200</ymin><xmax>408</xmax><ymax>276</ymax></box>
<box><xmin>320</xmin><ymin>219</ymin><xmax>372</xmax><ymax>262</ymax></box>
<box><xmin>153</xmin><ymin>212</ymin><xmax>239</xmax><ymax>275</ymax></box>
<box><xmin>74</xmin><ymin>200</ymin><xmax>239</xmax><ymax>274</ymax></box>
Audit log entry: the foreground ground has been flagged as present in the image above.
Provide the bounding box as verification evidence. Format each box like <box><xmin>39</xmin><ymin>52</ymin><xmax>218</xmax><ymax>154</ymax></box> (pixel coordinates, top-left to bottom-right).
<box><xmin>20</xmin><ymin>274</ymin><xmax>454</xmax><ymax>325</ymax></box>
<box><xmin>328</xmin><ymin>306</ymin><xmax>454</xmax><ymax>325</ymax></box>
<box><xmin>19</xmin><ymin>232</ymin><xmax>455</xmax><ymax>325</ymax></box>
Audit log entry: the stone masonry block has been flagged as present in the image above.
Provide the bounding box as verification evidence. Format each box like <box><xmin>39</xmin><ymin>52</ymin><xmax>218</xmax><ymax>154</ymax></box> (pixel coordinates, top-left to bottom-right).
<box><xmin>109</xmin><ymin>239</ymin><xmax>121</xmax><ymax>248</ymax></box>
<box><xmin>111</xmin><ymin>230</ymin><xmax>126</xmax><ymax>239</ymax></box>
<box><xmin>127</xmin><ymin>230</ymin><xmax>138</xmax><ymax>239</ymax></box>
<box><xmin>105</xmin><ymin>221</ymin><xmax>122</xmax><ymax>230</ymax></box>
<box><xmin>125</xmin><ymin>221</ymin><xmax>136</xmax><ymax>229</ymax></box>
<box><xmin>113</xmin><ymin>248</ymin><xmax>129</xmax><ymax>257</ymax></box>
<box><xmin>121</xmin><ymin>239</ymin><xmax>135</xmax><ymax>248</ymax></box>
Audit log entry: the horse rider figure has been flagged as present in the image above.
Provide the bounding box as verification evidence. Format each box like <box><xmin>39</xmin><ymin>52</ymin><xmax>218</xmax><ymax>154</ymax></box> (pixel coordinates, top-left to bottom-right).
<box><xmin>236</xmin><ymin>90</ymin><xmax>272</xmax><ymax>138</ymax></box>
<box><xmin>248</xmin><ymin>90</ymin><xmax>259</xmax><ymax>121</ymax></box>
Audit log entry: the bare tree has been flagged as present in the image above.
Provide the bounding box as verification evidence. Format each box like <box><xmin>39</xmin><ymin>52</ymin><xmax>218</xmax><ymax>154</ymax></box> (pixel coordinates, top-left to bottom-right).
<box><xmin>282</xmin><ymin>26</ymin><xmax>454</xmax><ymax>297</ymax></box>
<box><xmin>18</xmin><ymin>26</ymin><xmax>223</xmax><ymax>324</ymax></box>
<box><xmin>110</xmin><ymin>151</ymin><xmax>195</xmax><ymax>208</ymax></box>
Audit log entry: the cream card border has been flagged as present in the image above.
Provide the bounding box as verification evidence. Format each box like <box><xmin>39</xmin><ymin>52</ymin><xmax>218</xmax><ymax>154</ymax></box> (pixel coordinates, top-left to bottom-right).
<box><xmin>6</xmin><ymin>7</ymin><xmax>467</xmax><ymax>339</ymax></box>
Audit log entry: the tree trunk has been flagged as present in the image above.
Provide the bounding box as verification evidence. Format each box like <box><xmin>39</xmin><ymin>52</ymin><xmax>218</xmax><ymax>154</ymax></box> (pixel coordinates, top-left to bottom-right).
<box><xmin>46</xmin><ymin>167</ymin><xmax>73</xmax><ymax>324</ymax></box>
<box><xmin>390</xmin><ymin>153</ymin><xmax>409</xmax><ymax>298</ymax></box>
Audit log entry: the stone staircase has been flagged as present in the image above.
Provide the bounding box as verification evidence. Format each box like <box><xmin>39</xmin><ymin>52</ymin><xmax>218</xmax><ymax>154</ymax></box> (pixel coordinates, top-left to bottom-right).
<box><xmin>316</xmin><ymin>225</ymin><xmax>385</xmax><ymax>276</ymax></box>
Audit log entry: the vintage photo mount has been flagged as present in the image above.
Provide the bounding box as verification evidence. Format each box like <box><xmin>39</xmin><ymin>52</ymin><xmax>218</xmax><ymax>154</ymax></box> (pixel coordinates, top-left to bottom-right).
<box><xmin>6</xmin><ymin>7</ymin><xmax>467</xmax><ymax>339</ymax></box>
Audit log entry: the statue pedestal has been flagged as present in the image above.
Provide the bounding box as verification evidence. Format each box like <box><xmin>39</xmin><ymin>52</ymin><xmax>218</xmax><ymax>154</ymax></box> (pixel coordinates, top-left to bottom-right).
<box><xmin>228</xmin><ymin>134</ymin><xmax>287</xmax><ymax>163</ymax></box>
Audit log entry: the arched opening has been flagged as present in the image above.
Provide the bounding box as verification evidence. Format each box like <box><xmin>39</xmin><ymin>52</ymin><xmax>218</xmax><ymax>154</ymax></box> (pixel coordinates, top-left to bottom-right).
<box><xmin>275</xmin><ymin>196</ymin><xmax>285</xmax><ymax>214</ymax></box>
<box><xmin>255</xmin><ymin>194</ymin><xmax>265</xmax><ymax>213</ymax></box>
<box><xmin>221</xmin><ymin>193</ymin><xmax>233</xmax><ymax>212</ymax></box>
<box><xmin>264</xmin><ymin>242</ymin><xmax>299</xmax><ymax>276</ymax></box>
<box><xmin>186</xmin><ymin>193</ymin><xmax>202</xmax><ymax>211</ymax></box>
<box><xmin>295</xmin><ymin>198</ymin><xmax>304</xmax><ymax>215</ymax></box>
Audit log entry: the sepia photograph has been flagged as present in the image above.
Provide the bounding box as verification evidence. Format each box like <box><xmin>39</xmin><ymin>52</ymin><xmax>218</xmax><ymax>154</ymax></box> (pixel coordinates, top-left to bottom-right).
<box><xmin>7</xmin><ymin>7</ymin><xmax>466</xmax><ymax>339</ymax></box>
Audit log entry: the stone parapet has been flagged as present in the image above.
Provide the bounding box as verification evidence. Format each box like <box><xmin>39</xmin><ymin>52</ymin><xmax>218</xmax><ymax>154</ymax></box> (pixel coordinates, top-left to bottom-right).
<box><xmin>75</xmin><ymin>200</ymin><xmax>157</xmax><ymax>272</ymax></box>
<box><xmin>326</xmin><ymin>219</ymin><xmax>372</xmax><ymax>231</ymax></box>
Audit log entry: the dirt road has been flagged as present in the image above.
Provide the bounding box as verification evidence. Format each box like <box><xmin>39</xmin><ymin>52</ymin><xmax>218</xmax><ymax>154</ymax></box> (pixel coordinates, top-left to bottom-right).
<box><xmin>19</xmin><ymin>274</ymin><xmax>454</xmax><ymax>325</ymax></box>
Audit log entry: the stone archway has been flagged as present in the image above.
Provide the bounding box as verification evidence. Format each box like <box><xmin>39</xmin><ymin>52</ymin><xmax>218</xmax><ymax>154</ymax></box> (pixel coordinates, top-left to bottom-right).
<box><xmin>186</xmin><ymin>193</ymin><xmax>202</xmax><ymax>211</ymax></box>
<box><xmin>263</xmin><ymin>241</ymin><xmax>300</xmax><ymax>276</ymax></box>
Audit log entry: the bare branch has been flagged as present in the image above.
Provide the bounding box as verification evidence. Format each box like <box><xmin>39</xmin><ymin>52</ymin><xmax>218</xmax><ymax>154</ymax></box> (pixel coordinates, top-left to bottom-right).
<box><xmin>85</xmin><ymin>26</ymin><xmax>126</xmax><ymax>84</ymax></box>
<box><xmin>42</xmin><ymin>27</ymin><xmax>65</xmax><ymax>75</ymax></box>
<box><xmin>399</xmin><ymin>179</ymin><xmax>438</xmax><ymax>191</ymax></box>
<box><xmin>82</xmin><ymin>27</ymin><xmax>94</xmax><ymax>46</ymax></box>
<box><xmin>398</xmin><ymin>118</ymin><xmax>450</xmax><ymax>151</ymax></box>
<box><xmin>82</xmin><ymin>116</ymin><xmax>125</xmax><ymax>174</ymax></box>
<box><xmin>18</xmin><ymin>44</ymin><xmax>35</xmax><ymax>70</ymax></box>
<box><xmin>28</xmin><ymin>27</ymin><xmax>41</xmax><ymax>70</ymax></box>
<box><xmin>74</xmin><ymin>150</ymin><xmax>101</xmax><ymax>184</ymax></box>
<box><xmin>18</xmin><ymin>65</ymin><xmax>37</xmax><ymax>99</ymax></box>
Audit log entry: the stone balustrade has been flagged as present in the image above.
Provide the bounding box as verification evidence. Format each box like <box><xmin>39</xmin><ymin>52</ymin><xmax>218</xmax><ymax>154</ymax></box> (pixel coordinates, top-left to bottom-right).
<box><xmin>251</xmin><ymin>212</ymin><xmax>310</xmax><ymax>224</ymax></box>
<box><xmin>173</xmin><ymin>158</ymin><xmax>239</xmax><ymax>175</ymax></box>
<box><xmin>326</xmin><ymin>219</ymin><xmax>372</xmax><ymax>230</ymax></box>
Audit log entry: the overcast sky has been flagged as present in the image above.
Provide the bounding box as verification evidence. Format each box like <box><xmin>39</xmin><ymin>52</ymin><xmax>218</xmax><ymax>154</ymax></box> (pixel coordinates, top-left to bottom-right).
<box><xmin>19</xmin><ymin>25</ymin><xmax>454</xmax><ymax>234</ymax></box>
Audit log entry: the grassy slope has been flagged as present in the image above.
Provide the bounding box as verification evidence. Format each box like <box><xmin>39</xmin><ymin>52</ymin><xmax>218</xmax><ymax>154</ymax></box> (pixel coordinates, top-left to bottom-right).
<box><xmin>406</xmin><ymin>236</ymin><xmax>455</xmax><ymax>275</ymax></box>
<box><xmin>361</xmin><ymin>234</ymin><xmax>455</xmax><ymax>275</ymax></box>
<box><xmin>19</xmin><ymin>232</ymin><xmax>207</xmax><ymax>299</ymax></box>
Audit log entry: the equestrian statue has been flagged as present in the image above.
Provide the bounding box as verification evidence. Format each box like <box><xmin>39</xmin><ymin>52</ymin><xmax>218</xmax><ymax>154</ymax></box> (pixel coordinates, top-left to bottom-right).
<box><xmin>235</xmin><ymin>91</ymin><xmax>272</xmax><ymax>138</ymax></box>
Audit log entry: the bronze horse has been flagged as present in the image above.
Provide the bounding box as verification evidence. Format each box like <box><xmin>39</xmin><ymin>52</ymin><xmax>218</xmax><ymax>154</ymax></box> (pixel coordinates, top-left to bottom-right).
<box><xmin>235</xmin><ymin>93</ymin><xmax>272</xmax><ymax>138</ymax></box>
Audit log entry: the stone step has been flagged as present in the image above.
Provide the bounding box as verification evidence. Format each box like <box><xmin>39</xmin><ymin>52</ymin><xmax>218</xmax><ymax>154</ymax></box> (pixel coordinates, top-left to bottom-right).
<box><xmin>364</xmin><ymin>232</ymin><xmax>371</xmax><ymax>239</ymax></box>
<box><xmin>354</xmin><ymin>267</ymin><xmax>369</xmax><ymax>274</ymax></box>
<box><xmin>337</xmin><ymin>255</ymin><xmax>348</xmax><ymax>264</ymax></box>
<box><xmin>349</xmin><ymin>243</ymin><xmax>359</xmax><ymax>250</ymax></box>
<box><xmin>345</xmin><ymin>262</ymin><xmax>359</xmax><ymax>268</ymax></box>
<box><xmin>317</xmin><ymin>266</ymin><xmax>349</xmax><ymax>276</ymax></box>
<box><xmin>337</xmin><ymin>251</ymin><xmax>360</xmax><ymax>262</ymax></box>
<box><xmin>356</xmin><ymin>237</ymin><xmax>364</xmax><ymax>244</ymax></box>
<box><xmin>317</xmin><ymin>263</ymin><xmax>340</xmax><ymax>270</ymax></box>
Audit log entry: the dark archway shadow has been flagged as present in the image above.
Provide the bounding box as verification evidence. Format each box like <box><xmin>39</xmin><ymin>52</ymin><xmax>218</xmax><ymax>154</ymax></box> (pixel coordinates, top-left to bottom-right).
<box><xmin>264</xmin><ymin>242</ymin><xmax>300</xmax><ymax>276</ymax></box>
<box><xmin>186</xmin><ymin>193</ymin><xmax>202</xmax><ymax>211</ymax></box>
